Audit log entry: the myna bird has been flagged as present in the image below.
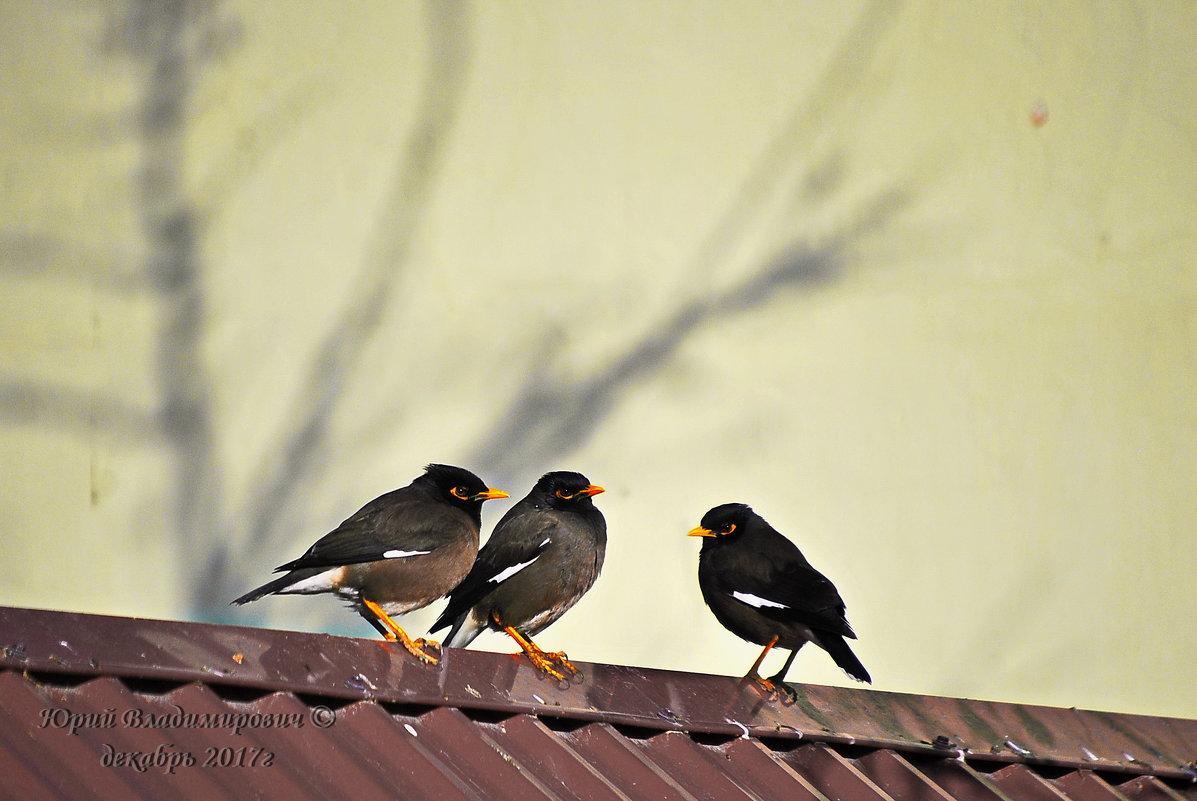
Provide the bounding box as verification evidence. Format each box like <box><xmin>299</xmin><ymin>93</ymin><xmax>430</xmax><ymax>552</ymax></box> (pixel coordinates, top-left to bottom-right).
<box><xmin>689</xmin><ymin>502</ymin><xmax>870</xmax><ymax>696</ymax></box>
<box><xmin>232</xmin><ymin>463</ymin><xmax>508</xmax><ymax>664</ymax></box>
<box><xmin>430</xmin><ymin>470</ymin><xmax>606</xmax><ymax>681</ymax></box>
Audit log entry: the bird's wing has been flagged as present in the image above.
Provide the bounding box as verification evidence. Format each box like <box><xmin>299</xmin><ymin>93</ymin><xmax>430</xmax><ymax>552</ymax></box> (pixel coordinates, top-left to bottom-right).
<box><xmin>430</xmin><ymin>515</ymin><xmax>556</xmax><ymax>630</ymax></box>
<box><xmin>274</xmin><ymin>491</ymin><xmax>467</xmax><ymax>571</ymax></box>
<box><xmin>718</xmin><ymin>558</ymin><xmax>857</xmax><ymax>638</ymax></box>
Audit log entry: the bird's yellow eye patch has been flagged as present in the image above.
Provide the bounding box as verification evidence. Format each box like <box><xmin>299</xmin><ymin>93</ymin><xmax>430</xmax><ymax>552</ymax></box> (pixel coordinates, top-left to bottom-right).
<box><xmin>451</xmin><ymin>486</ymin><xmax>471</xmax><ymax>500</ymax></box>
<box><xmin>555</xmin><ymin>489</ymin><xmax>575</xmax><ymax>500</ymax></box>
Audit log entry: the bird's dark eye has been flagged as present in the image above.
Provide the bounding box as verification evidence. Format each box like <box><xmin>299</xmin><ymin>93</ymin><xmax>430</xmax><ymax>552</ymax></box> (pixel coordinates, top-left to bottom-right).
<box><xmin>451</xmin><ymin>486</ymin><xmax>471</xmax><ymax>500</ymax></box>
<box><xmin>722</xmin><ymin>523</ymin><xmax>737</xmax><ymax>536</ymax></box>
<box><xmin>554</xmin><ymin>489</ymin><xmax>574</xmax><ymax>500</ymax></box>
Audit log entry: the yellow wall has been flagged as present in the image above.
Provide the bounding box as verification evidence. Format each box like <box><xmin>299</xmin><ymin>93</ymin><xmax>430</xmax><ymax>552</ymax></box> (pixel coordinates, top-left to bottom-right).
<box><xmin>2</xmin><ymin>2</ymin><xmax>1195</xmax><ymax>718</ymax></box>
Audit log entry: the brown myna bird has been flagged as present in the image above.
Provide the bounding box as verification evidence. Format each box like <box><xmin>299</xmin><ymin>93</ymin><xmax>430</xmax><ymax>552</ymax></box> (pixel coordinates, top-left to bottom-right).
<box><xmin>430</xmin><ymin>470</ymin><xmax>606</xmax><ymax>681</ymax></box>
<box><xmin>689</xmin><ymin>502</ymin><xmax>870</xmax><ymax>697</ymax></box>
<box><xmin>232</xmin><ymin>463</ymin><xmax>508</xmax><ymax>664</ymax></box>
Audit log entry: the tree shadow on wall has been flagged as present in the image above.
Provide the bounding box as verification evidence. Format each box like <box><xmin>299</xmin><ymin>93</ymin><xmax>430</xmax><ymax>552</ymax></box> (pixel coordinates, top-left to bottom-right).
<box><xmin>0</xmin><ymin>0</ymin><xmax>912</xmax><ymax>630</ymax></box>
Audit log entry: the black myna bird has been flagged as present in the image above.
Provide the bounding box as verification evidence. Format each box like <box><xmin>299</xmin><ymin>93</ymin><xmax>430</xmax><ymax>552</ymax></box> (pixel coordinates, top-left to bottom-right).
<box><xmin>232</xmin><ymin>463</ymin><xmax>508</xmax><ymax>664</ymax></box>
<box><xmin>689</xmin><ymin>502</ymin><xmax>870</xmax><ymax>696</ymax></box>
<box><xmin>430</xmin><ymin>470</ymin><xmax>606</xmax><ymax>680</ymax></box>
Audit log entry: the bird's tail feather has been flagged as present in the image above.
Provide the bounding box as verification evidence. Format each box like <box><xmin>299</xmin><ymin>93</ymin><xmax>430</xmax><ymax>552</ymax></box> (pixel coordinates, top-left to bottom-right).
<box><xmin>230</xmin><ymin>568</ymin><xmax>325</xmax><ymax>606</ymax></box>
<box><xmin>823</xmin><ymin>634</ymin><xmax>871</xmax><ymax>683</ymax></box>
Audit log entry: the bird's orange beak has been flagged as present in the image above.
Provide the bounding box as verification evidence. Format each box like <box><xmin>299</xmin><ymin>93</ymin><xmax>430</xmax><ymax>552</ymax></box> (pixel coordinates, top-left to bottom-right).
<box><xmin>479</xmin><ymin>488</ymin><xmax>510</xmax><ymax>500</ymax></box>
<box><xmin>581</xmin><ymin>485</ymin><xmax>605</xmax><ymax>497</ymax></box>
<box><xmin>687</xmin><ymin>525</ymin><xmax>715</xmax><ymax>538</ymax></box>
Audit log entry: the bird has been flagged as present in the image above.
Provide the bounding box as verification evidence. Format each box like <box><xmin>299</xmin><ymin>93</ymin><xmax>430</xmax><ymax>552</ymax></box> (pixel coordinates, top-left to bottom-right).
<box><xmin>231</xmin><ymin>463</ymin><xmax>508</xmax><ymax>664</ymax></box>
<box><xmin>688</xmin><ymin>502</ymin><xmax>870</xmax><ymax>698</ymax></box>
<box><xmin>430</xmin><ymin>470</ymin><xmax>607</xmax><ymax>681</ymax></box>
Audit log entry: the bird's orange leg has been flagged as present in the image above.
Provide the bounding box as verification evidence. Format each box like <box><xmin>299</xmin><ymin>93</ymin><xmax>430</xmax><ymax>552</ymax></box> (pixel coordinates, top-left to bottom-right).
<box><xmin>362</xmin><ymin>598</ymin><xmax>439</xmax><ymax>665</ymax></box>
<box><xmin>494</xmin><ymin>616</ymin><xmax>581</xmax><ymax>681</ymax></box>
<box><xmin>739</xmin><ymin>636</ymin><xmax>781</xmax><ymax>695</ymax></box>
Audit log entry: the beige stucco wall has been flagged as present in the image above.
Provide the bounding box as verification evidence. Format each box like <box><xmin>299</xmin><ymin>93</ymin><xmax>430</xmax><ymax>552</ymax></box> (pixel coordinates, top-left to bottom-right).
<box><xmin>2</xmin><ymin>2</ymin><xmax>1194</xmax><ymax>718</ymax></box>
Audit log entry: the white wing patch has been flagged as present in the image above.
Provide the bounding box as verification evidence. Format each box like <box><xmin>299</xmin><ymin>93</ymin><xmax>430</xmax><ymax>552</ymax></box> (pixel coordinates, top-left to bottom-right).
<box><xmin>731</xmin><ymin>590</ymin><xmax>789</xmax><ymax>610</ymax></box>
<box><xmin>489</xmin><ymin>538</ymin><xmax>550</xmax><ymax>585</ymax></box>
<box><xmin>382</xmin><ymin>548</ymin><xmax>433</xmax><ymax>559</ymax></box>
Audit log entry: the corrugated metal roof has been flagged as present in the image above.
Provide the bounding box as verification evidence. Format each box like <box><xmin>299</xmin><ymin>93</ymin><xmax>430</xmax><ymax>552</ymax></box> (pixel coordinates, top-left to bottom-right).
<box><xmin>2</xmin><ymin>605</ymin><xmax>1195</xmax><ymax>801</ymax></box>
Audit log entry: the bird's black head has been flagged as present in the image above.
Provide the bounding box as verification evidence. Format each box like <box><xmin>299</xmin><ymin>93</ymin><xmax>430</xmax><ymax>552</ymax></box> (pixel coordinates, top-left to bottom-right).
<box><xmin>531</xmin><ymin>470</ymin><xmax>606</xmax><ymax>510</ymax></box>
<box><xmin>688</xmin><ymin>502</ymin><xmax>754</xmax><ymax>542</ymax></box>
<box><xmin>420</xmin><ymin>463</ymin><xmax>509</xmax><ymax>509</ymax></box>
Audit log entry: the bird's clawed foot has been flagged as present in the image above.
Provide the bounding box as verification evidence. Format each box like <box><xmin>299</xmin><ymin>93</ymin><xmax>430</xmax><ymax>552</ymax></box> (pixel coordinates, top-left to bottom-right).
<box><xmin>739</xmin><ymin>671</ymin><xmax>797</xmax><ymax>705</ymax></box>
<box><xmin>532</xmin><ymin>648</ymin><xmax>584</xmax><ymax>683</ymax></box>
<box><xmin>733</xmin><ymin>636</ymin><xmax>795</xmax><ymax>703</ymax></box>
<box><xmin>502</xmin><ymin>624</ymin><xmax>583</xmax><ymax>683</ymax></box>
<box><xmin>364</xmin><ymin>598</ymin><xmax>441</xmax><ymax>665</ymax></box>
<box><xmin>766</xmin><ymin>674</ymin><xmax>798</xmax><ymax>704</ymax></box>
<box><xmin>381</xmin><ymin>633</ymin><xmax>441</xmax><ymax>665</ymax></box>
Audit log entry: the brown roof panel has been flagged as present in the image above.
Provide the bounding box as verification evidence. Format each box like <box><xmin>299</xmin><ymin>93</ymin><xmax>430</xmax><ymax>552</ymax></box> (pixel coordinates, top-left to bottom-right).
<box><xmin>486</xmin><ymin>714</ymin><xmax>630</xmax><ymax>801</ymax></box>
<box><xmin>1052</xmin><ymin>770</ymin><xmax>1134</xmax><ymax>801</ymax></box>
<box><xmin>916</xmin><ymin>757</ymin><xmax>1013</xmax><ymax>801</ymax></box>
<box><xmin>987</xmin><ymin>764</ymin><xmax>1076</xmax><ymax>801</ymax></box>
<box><xmin>632</xmin><ymin>729</ymin><xmax>767</xmax><ymax>801</ymax></box>
<box><xmin>565</xmin><ymin>721</ymin><xmax>704</xmax><ymax>801</ymax></box>
<box><xmin>407</xmin><ymin>705</ymin><xmax>570</xmax><ymax>801</ymax></box>
<box><xmin>338</xmin><ymin>702</ymin><xmax>481</xmax><ymax>801</ymax></box>
<box><xmin>1119</xmin><ymin>777</ymin><xmax>1192</xmax><ymax>801</ymax></box>
<box><xmin>0</xmin><ymin>672</ymin><xmax>160</xmax><ymax>801</ymax></box>
<box><xmin>2</xmin><ymin>605</ymin><xmax>1196</xmax><ymax>801</ymax></box>
<box><xmin>717</xmin><ymin>737</ymin><xmax>835</xmax><ymax>801</ymax></box>
<box><xmin>785</xmin><ymin>741</ymin><xmax>898</xmax><ymax>801</ymax></box>
<box><xmin>856</xmin><ymin>748</ymin><xmax>960</xmax><ymax>801</ymax></box>
<box><xmin>250</xmin><ymin>697</ymin><xmax>403</xmax><ymax>801</ymax></box>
